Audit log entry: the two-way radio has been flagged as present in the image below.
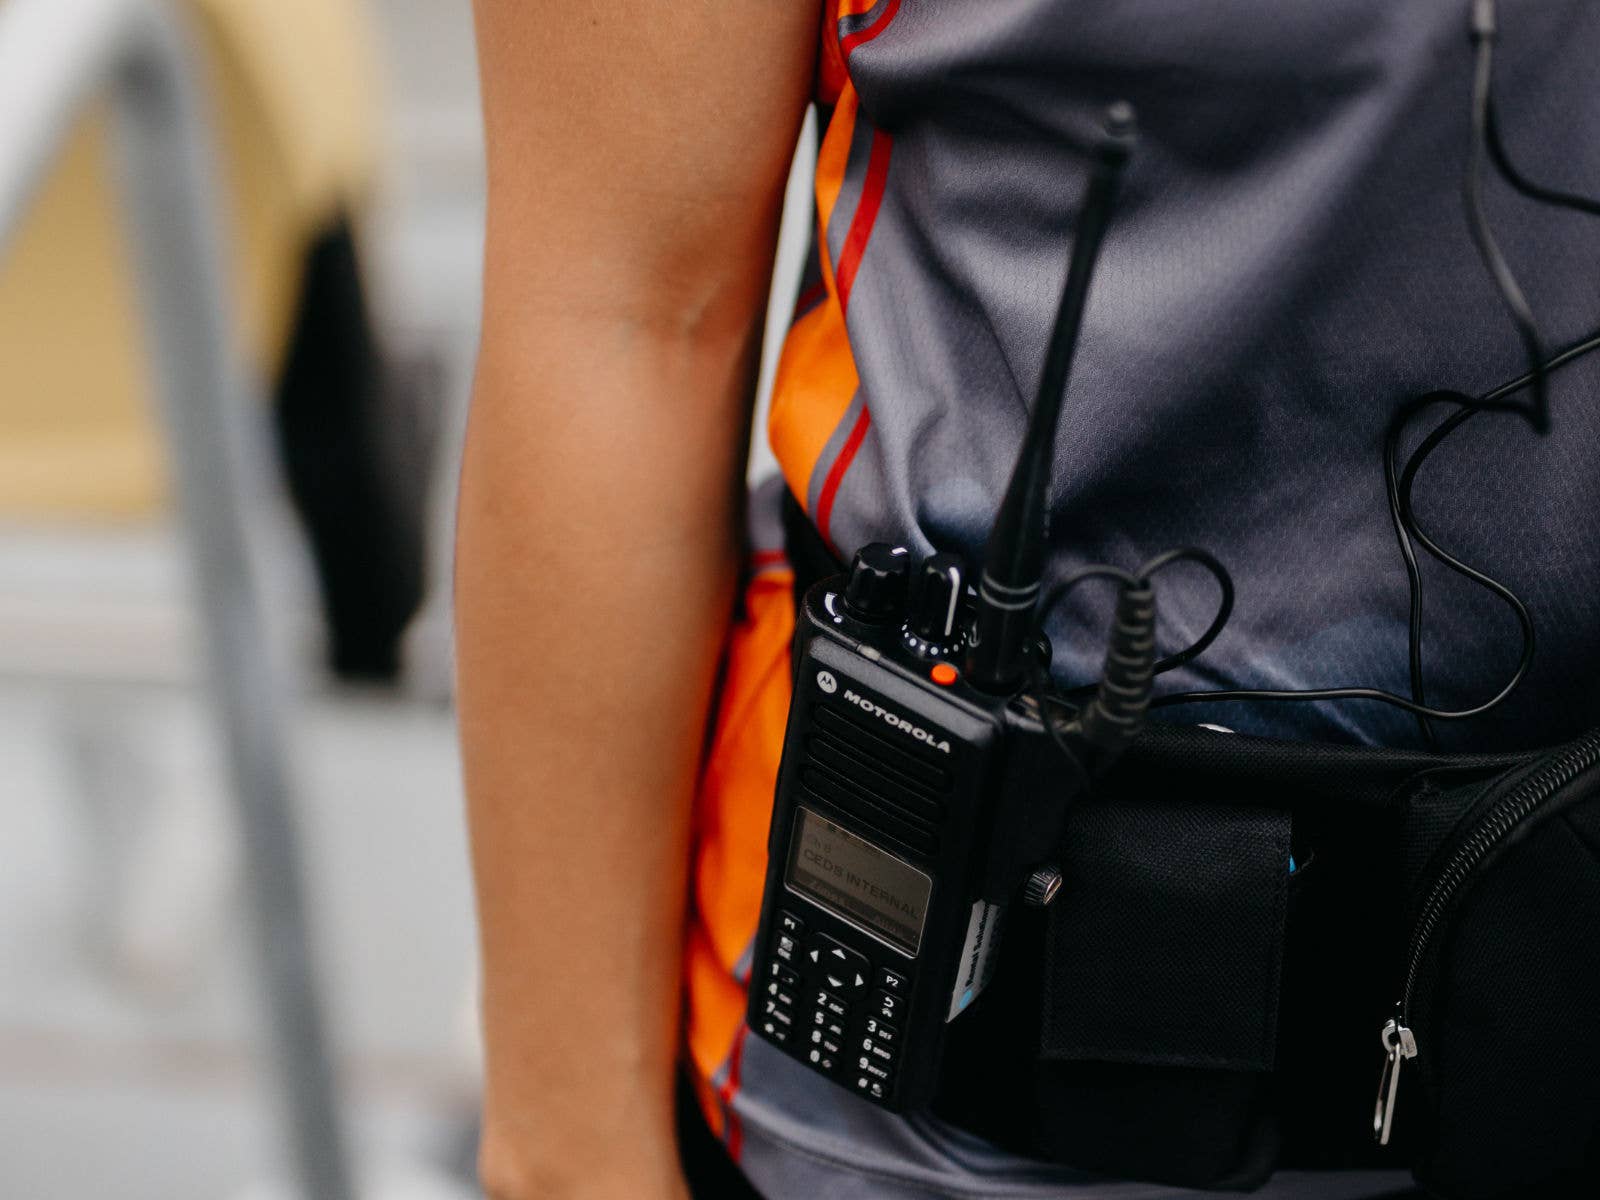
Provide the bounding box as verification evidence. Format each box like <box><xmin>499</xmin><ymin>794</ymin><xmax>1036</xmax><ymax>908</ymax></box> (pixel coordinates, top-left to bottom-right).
<box><xmin>745</xmin><ymin>106</ymin><xmax>1154</xmax><ymax>1111</ymax></box>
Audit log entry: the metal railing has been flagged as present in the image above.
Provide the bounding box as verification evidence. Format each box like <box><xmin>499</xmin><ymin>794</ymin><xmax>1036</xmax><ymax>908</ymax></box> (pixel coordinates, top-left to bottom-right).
<box><xmin>0</xmin><ymin>2</ymin><xmax>353</xmax><ymax>1197</ymax></box>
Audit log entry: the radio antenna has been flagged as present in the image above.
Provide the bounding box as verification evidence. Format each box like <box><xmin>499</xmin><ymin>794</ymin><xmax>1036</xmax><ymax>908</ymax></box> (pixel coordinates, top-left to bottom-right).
<box><xmin>967</xmin><ymin>103</ymin><xmax>1138</xmax><ymax>693</ymax></box>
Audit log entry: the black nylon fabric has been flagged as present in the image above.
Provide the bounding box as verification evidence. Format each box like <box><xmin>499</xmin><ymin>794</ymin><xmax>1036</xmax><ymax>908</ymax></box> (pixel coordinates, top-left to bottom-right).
<box><xmin>1402</xmin><ymin>753</ymin><xmax>1600</xmax><ymax>1199</ymax></box>
<box><xmin>1041</xmin><ymin>795</ymin><xmax>1290</xmax><ymax>1070</ymax></box>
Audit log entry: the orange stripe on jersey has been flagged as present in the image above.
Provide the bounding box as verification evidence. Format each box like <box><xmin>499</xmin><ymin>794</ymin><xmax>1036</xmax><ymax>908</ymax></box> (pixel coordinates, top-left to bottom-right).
<box><xmin>815</xmin><ymin>86</ymin><xmax>859</xmax><ymax>237</ymax></box>
<box><xmin>816</xmin><ymin>8</ymin><xmax>848</xmax><ymax>105</ymax></box>
<box><xmin>684</xmin><ymin>567</ymin><xmax>796</xmax><ymax>1123</ymax></box>
<box><xmin>767</xmin><ymin>297</ymin><xmax>859</xmax><ymax>508</ymax></box>
<box><xmin>767</xmin><ymin>89</ymin><xmax>863</xmax><ymax>510</ymax></box>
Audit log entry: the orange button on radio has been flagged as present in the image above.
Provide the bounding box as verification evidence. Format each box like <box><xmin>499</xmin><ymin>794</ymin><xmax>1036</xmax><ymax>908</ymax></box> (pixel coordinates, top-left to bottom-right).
<box><xmin>930</xmin><ymin>662</ymin><xmax>959</xmax><ymax>686</ymax></box>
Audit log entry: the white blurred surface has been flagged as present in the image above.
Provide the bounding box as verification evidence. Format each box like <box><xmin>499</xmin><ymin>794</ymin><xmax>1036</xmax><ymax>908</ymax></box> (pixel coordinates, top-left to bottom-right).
<box><xmin>0</xmin><ymin>1</ymin><xmax>485</xmax><ymax>1194</ymax></box>
<box><xmin>0</xmin><ymin>650</ymin><xmax>480</xmax><ymax>1196</ymax></box>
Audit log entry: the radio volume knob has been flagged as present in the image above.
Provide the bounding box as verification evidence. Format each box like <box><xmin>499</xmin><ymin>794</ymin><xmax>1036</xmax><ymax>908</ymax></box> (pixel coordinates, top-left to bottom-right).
<box><xmin>843</xmin><ymin>543</ymin><xmax>911</xmax><ymax>622</ymax></box>
<box><xmin>907</xmin><ymin>552</ymin><xmax>969</xmax><ymax>647</ymax></box>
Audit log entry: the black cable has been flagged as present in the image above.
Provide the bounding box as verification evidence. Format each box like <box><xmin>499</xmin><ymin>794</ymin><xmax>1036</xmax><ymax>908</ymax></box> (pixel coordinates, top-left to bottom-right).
<box><xmin>1133</xmin><ymin>547</ymin><xmax>1236</xmax><ymax>675</ymax></box>
<box><xmin>1040</xmin><ymin>321</ymin><xmax>1599</xmax><ymax>730</ymax></box>
<box><xmin>1144</xmin><ymin>2</ymin><xmax>1579</xmax><ymax>730</ymax></box>
<box><xmin>1383</xmin><ymin>397</ymin><xmax>1443</xmax><ymax>746</ymax></box>
<box><xmin>1041</xmin><ymin>549</ymin><xmax>1233</xmax><ymax>700</ymax></box>
<box><xmin>1399</xmin><ymin>326</ymin><xmax>1600</xmax><ymax>483</ymax></box>
<box><xmin>1030</xmin><ymin>679</ymin><xmax>1095</xmax><ymax>794</ymax></box>
<box><xmin>1305</xmin><ymin>0</ymin><xmax>1598</xmax><ymax>737</ymax></box>
<box><xmin>1384</xmin><ymin>337</ymin><xmax>1600</xmax><ymax>747</ymax></box>
<box><xmin>1486</xmin><ymin>104</ymin><xmax>1600</xmax><ymax>218</ymax></box>
<box><xmin>1032</xmin><ymin>565</ymin><xmax>1139</xmax><ymax>756</ymax></box>
<box><xmin>1042</xmin><ymin>564</ymin><xmax>1139</xmax><ymax>602</ymax></box>
<box><xmin>1151</xmin><ymin>390</ymin><xmax>1539</xmax><ymax>724</ymax></box>
<box><xmin>1482</xmin><ymin>326</ymin><xmax>1600</xmax><ymax>404</ymax></box>
<box><xmin>1381</xmin><ymin>391</ymin><xmax>1529</xmax><ymax>746</ymax></box>
<box><xmin>1152</xmin><ymin>391</ymin><xmax>1538</xmax><ymax>722</ymax></box>
<box><xmin>1034</xmin><ymin>1</ymin><xmax>1600</xmax><ymax>737</ymax></box>
<box><xmin>1149</xmin><ymin>424</ymin><xmax>1538</xmax><ymax>722</ymax></box>
<box><xmin>1465</xmin><ymin>0</ymin><xmax>1549</xmax><ymax>433</ymax></box>
<box><xmin>1147</xmin><ymin>311</ymin><xmax>1600</xmax><ymax>726</ymax></box>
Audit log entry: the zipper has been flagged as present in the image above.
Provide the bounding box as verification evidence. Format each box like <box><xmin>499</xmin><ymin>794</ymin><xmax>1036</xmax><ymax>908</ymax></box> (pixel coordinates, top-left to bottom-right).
<box><xmin>1372</xmin><ymin>729</ymin><xmax>1600</xmax><ymax>1146</ymax></box>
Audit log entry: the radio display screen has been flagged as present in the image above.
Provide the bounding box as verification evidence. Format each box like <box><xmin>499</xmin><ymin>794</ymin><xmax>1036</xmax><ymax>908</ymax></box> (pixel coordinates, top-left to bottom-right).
<box><xmin>785</xmin><ymin>807</ymin><xmax>931</xmax><ymax>955</ymax></box>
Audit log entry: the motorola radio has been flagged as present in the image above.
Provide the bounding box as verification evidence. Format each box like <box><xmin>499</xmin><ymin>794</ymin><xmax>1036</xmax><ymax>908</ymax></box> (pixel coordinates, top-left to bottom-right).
<box><xmin>746</xmin><ymin>105</ymin><xmax>1157</xmax><ymax>1111</ymax></box>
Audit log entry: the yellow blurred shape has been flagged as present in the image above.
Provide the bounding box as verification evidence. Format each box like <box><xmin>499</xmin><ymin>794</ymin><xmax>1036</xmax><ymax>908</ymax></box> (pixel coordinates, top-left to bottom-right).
<box><xmin>0</xmin><ymin>0</ymin><xmax>380</xmax><ymax>522</ymax></box>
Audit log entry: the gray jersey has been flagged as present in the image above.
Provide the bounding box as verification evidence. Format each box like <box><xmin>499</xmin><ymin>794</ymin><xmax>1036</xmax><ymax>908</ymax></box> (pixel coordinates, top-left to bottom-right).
<box><xmin>778</xmin><ymin>0</ymin><xmax>1600</xmax><ymax>752</ymax></box>
<box><xmin>720</xmin><ymin>2</ymin><xmax>1600</xmax><ymax>1195</ymax></box>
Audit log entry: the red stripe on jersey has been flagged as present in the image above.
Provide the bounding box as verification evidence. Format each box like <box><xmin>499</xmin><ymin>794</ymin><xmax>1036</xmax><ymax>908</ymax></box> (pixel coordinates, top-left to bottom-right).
<box><xmin>840</xmin><ymin>0</ymin><xmax>903</xmax><ymax>58</ymax></box>
<box><xmin>835</xmin><ymin>131</ymin><xmax>893</xmax><ymax>315</ymax></box>
<box><xmin>815</xmin><ymin>405</ymin><xmax>872</xmax><ymax>551</ymax></box>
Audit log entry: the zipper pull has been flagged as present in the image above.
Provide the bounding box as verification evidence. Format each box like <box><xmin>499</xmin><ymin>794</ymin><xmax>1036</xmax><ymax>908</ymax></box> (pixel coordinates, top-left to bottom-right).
<box><xmin>1373</xmin><ymin>1017</ymin><xmax>1418</xmax><ymax>1145</ymax></box>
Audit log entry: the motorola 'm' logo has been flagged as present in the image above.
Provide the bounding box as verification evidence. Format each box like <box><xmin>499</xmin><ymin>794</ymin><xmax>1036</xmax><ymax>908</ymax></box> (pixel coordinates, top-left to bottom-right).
<box><xmin>816</xmin><ymin>670</ymin><xmax>838</xmax><ymax>694</ymax></box>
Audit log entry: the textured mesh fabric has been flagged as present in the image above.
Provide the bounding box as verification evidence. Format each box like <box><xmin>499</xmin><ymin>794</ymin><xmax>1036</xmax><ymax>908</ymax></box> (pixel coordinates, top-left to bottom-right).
<box><xmin>775</xmin><ymin>0</ymin><xmax>1600</xmax><ymax>753</ymax></box>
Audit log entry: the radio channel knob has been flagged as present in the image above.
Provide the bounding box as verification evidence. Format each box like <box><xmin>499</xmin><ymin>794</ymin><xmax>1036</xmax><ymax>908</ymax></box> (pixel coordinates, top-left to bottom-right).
<box><xmin>1023</xmin><ymin>865</ymin><xmax>1064</xmax><ymax>908</ymax></box>
<box><xmin>907</xmin><ymin>552</ymin><xmax>969</xmax><ymax>647</ymax></box>
<box><xmin>843</xmin><ymin>542</ymin><xmax>911</xmax><ymax>622</ymax></box>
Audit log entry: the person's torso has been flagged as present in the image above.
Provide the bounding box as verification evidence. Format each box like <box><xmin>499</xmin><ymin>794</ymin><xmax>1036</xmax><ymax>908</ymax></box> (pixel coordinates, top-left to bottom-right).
<box><xmin>696</xmin><ymin>4</ymin><xmax>1600</xmax><ymax>1197</ymax></box>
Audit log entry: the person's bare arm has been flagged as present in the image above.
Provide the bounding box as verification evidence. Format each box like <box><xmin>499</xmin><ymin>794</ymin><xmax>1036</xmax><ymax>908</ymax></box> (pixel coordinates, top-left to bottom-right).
<box><xmin>459</xmin><ymin>5</ymin><xmax>815</xmax><ymax>1198</ymax></box>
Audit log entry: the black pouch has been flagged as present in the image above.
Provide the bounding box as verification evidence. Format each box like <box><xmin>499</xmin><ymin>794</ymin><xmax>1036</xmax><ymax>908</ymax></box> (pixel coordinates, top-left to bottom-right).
<box><xmin>936</xmin><ymin>723</ymin><xmax>1529</xmax><ymax>1192</ymax></box>
<box><xmin>1392</xmin><ymin>728</ymin><xmax>1600</xmax><ymax>1199</ymax></box>
<box><xmin>1032</xmin><ymin>783</ymin><xmax>1292</xmax><ymax>1189</ymax></box>
<box><xmin>1026</xmin><ymin>725</ymin><xmax>1504</xmax><ymax>1190</ymax></box>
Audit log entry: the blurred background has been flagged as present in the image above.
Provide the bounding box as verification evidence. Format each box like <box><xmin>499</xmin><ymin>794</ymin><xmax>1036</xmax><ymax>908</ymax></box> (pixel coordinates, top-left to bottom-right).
<box><xmin>0</xmin><ymin>0</ymin><xmax>809</xmax><ymax>1195</ymax></box>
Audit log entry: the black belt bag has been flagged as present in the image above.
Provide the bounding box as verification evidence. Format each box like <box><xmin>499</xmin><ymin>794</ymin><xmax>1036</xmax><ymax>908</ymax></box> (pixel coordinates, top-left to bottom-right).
<box><xmin>782</xmin><ymin>501</ymin><xmax>1600</xmax><ymax>1198</ymax></box>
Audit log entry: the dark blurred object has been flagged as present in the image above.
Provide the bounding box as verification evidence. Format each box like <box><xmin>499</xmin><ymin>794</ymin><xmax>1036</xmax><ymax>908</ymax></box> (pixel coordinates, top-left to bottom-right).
<box><xmin>676</xmin><ymin>1073</ymin><xmax>764</xmax><ymax>1200</ymax></box>
<box><xmin>275</xmin><ymin>214</ymin><xmax>434</xmax><ymax>682</ymax></box>
<box><xmin>0</xmin><ymin>0</ymin><xmax>433</xmax><ymax>682</ymax></box>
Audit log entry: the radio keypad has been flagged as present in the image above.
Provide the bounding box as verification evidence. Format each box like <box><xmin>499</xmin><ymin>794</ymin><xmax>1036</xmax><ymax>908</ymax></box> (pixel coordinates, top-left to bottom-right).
<box><xmin>757</xmin><ymin>920</ymin><xmax>810</xmax><ymax>1046</ymax></box>
<box><xmin>759</xmin><ymin>915</ymin><xmax>911</xmax><ymax>1106</ymax></box>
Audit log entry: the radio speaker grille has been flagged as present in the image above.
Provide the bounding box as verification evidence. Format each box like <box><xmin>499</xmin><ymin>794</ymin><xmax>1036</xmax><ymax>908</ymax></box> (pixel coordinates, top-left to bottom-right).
<box><xmin>801</xmin><ymin>703</ymin><xmax>951</xmax><ymax>855</ymax></box>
